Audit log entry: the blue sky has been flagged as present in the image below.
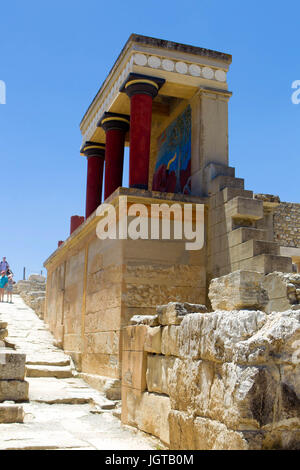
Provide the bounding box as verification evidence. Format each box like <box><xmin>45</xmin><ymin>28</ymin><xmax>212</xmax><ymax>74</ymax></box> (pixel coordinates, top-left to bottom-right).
<box><xmin>0</xmin><ymin>0</ymin><xmax>299</xmax><ymax>280</ymax></box>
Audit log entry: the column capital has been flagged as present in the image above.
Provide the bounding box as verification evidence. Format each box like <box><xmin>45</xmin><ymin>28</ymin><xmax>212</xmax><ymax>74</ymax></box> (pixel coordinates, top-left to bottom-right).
<box><xmin>80</xmin><ymin>141</ymin><xmax>105</xmax><ymax>158</ymax></box>
<box><xmin>120</xmin><ymin>73</ymin><xmax>165</xmax><ymax>99</ymax></box>
<box><xmin>98</xmin><ymin>112</ymin><xmax>130</xmax><ymax>133</ymax></box>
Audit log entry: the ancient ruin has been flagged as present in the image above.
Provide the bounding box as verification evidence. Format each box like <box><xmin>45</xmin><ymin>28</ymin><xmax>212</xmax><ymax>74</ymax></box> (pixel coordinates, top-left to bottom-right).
<box><xmin>41</xmin><ymin>34</ymin><xmax>300</xmax><ymax>449</ymax></box>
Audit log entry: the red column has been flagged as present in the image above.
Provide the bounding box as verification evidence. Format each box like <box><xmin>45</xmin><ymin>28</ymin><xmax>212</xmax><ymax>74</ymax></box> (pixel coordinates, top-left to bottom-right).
<box><xmin>81</xmin><ymin>142</ymin><xmax>105</xmax><ymax>219</ymax></box>
<box><xmin>129</xmin><ymin>93</ymin><xmax>153</xmax><ymax>189</ymax></box>
<box><xmin>121</xmin><ymin>74</ymin><xmax>165</xmax><ymax>189</ymax></box>
<box><xmin>58</xmin><ymin>240</ymin><xmax>64</xmax><ymax>247</ymax></box>
<box><xmin>99</xmin><ymin>112</ymin><xmax>130</xmax><ymax>200</ymax></box>
<box><xmin>70</xmin><ymin>215</ymin><xmax>84</xmax><ymax>235</ymax></box>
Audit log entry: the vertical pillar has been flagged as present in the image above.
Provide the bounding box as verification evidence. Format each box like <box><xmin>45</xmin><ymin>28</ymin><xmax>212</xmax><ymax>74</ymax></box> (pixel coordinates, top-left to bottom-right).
<box><xmin>98</xmin><ymin>112</ymin><xmax>130</xmax><ymax>200</ymax></box>
<box><xmin>120</xmin><ymin>73</ymin><xmax>165</xmax><ymax>189</ymax></box>
<box><xmin>70</xmin><ymin>215</ymin><xmax>84</xmax><ymax>235</ymax></box>
<box><xmin>81</xmin><ymin>142</ymin><xmax>105</xmax><ymax>219</ymax></box>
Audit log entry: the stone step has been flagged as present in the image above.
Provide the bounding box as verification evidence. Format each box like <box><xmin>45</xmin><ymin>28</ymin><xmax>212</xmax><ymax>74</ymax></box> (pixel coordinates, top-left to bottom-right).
<box><xmin>215</xmin><ymin>187</ymin><xmax>254</xmax><ymax>207</ymax></box>
<box><xmin>228</xmin><ymin>227</ymin><xmax>268</xmax><ymax>247</ymax></box>
<box><xmin>229</xmin><ymin>239</ymin><xmax>280</xmax><ymax>263</ymax></box>
<box><xmin>26</xmin><ymin>365</ymin><xmax>73</xmax><ymax>378</ymax></box>
<box><xmin>0</xmin><ymin>403</ymin><xmax>24</xmax><ymax>423</ymax></box>
<box><xmin>226</xmin><ymin>196</ymin><xmax>264</xmax><ymax>221</ymax></box>
<box><xmin>209</xmin><ymin>175</ymin><xmax>245</xmax><ymax>195</ymax></box>
<box><xmin>238</xmin><ymin>254</ymin><xmax>293</xmax><ymax>274</ymax></box>
<box><xmin>26</xmin><ymin>355</ymin><xmax>71</xmax><ymax>367</ymax></box>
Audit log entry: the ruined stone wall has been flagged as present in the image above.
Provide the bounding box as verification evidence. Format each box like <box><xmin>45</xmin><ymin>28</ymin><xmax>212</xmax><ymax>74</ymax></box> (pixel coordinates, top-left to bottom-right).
<box><xmin>16</xmin><ymin>275</ymin><xmax>46</xmax><ymax>319</ymax></box>
<box><xmin>122</xmin><ymin>298</ymin><xmax>300</xmax><ymax>450</ymax></box>
<box><xmin>274</xmin><ymin>202</ymin><xmax>300</xmax><ymax>248</ymax></box>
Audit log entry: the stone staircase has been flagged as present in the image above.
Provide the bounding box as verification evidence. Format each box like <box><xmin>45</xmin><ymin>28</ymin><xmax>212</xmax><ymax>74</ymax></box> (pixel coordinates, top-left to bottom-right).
<box><xmin>207</xmin><ymin>167</ymin><xmax>292</xmax><ymax>278</ymax></box>
<box><xmin>25</xmin><ymin>356</ymin><xmax>73</xmax><ymax>378</ymax></box>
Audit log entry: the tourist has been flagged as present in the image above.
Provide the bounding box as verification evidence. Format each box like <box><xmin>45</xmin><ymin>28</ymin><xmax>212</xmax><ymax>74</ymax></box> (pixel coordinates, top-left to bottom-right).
<box><xmin>6</xmin><ymin>274</ymin><xmax>14</xmax><ymax>303</ymax></box>
<box><xmin>0</xmin><ymin>257</ymin><xmax>10</xmax><ymax>274</ymax></box>
<box><xmin>0</xmin><ymin>271</ymin><xmax>8</xmax><ymax>302</ymax></box>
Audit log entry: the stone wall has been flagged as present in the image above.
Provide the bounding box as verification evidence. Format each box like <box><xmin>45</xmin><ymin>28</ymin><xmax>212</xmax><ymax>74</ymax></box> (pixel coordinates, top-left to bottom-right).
<box><xmin>44</xmin><ymin>189</ymin><xmax>206</xmax><ymax>388</ymax></box>
<box><xmin>274</xmin><ymin>202</ymin><xmax>300</xmax><ymax>248</ymax></box>
<box><xmin>15</xmin><ymin>275</ymin><xmax>46</xmax><ymax>319</ymax></box>
<box><xmin>0</xmin><ymin>319</ymin><xmax>28</xmax><ymax>423</ymax></box>
<box><xmin>121</xmin><ymin>294</ymin><xmax>300</xmax><ymax>450</ymax></box>
<box><xmin>206</xmin><ymin>173</ymin><xmax>292</xmax><ymax>282</ymax></box>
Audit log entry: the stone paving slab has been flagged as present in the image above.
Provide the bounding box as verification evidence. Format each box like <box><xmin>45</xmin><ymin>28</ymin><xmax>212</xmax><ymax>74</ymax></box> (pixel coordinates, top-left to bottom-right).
<box><xmin>0</xmin><ymin>295</ymin><xmax>160</xmax><ymax>450</ymax></box>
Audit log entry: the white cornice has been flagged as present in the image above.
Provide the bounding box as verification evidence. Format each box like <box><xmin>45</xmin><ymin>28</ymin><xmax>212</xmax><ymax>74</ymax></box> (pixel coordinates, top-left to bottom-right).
<box><xmin>80</xmin><ymin>44</ymin><xmax>230</xmax><ymax>145</ymax></box>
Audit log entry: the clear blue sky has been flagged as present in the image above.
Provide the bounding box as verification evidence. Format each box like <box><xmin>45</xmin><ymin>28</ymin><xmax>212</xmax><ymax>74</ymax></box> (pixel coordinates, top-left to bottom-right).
<box><xmin>0</xmin><ymin>0</ymin><xmax>299</xmax><ymax>280</ymax></box>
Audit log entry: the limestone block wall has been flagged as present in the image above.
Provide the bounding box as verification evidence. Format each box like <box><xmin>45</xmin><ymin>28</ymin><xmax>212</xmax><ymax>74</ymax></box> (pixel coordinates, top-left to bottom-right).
<box><xmin>44</xmin><ymin>190</ymin><xmax>206</xmax><ymax>383</ymax></box>
<box><xmin>274</xmin><ymin>202</ymin><xmax>300</xmax><ymax>248</ymax></box>
<box><xmin>121</xmin><ymin>301</ymin><xmax>300</xmax><ymax>450</ymax></box>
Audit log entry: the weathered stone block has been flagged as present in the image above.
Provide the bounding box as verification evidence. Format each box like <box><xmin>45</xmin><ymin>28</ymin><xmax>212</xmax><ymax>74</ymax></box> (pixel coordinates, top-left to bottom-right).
<box><xmin>144</xmin><ymin>326</ymin><xmax>161</xmax><ymax>354</ymax></box>
<box><xmin>146</xmin><ymin>355</ymin><xmax>175</xmax><ymax>395</ymax></box>
<box><xmin>135</xmin><ymin>392</ymin><xmax>171</xmax><ymax>445</ymax></box>
<box><xmin>161</xmin><ymin>326</ymin><xmax>180</xmax><ymax>356</ymax></box>
<box><xmin>84</xmin><ymin>331</ymin><xmax>120</xmax><ymax>355</ymax></box>
<box><xmin>168</xmin><ymin>358</ymin><xmax>283</xmax><ymax>430</ymax></box>
<box><xmin>121</xmin><ymin>385</ymin><xmax>142</xmax><ymax>427</ymax></box>
<box><xmin>129</xmin><ymin>315</ymin><xmax>159</xmax><ymax>326</ymax></box>
<box><xmin>122</xmin><ymin>325</ymin><xmax>147</xmax><ymax>352</ymax></box>
<box><xmin>81</xmin><ymin>353</ymin><xmax>120</xmax><ymax>379</ymax></box>
<box><xmin>122</xmin><ymin>350</ymin><xmax>147</xmax><ymax>391</ymax></box>
<box><xmin>0</xmin><ymin>403</ymin><xmax>24</xmax><ymax>423</ymax></box>
<box><xmin>178</xmin><ymin>309</ymin><xmax>300</xmax><ymax>366</ymax></box>
<box><xmin>169</xmin><ymin>411</ymin><xmax>251</xmax><ymax>450</ymax></box>
<box><xmin>262</xmin><ymin>272</ymin><xmax>300</xmax><ymax>313</ymax></box>
<box><xmin>0</xmin><ymin>351</ymin><xmax>26</xmax><ymax>380</ymax></box>
<box><xmin>209</xmin><ymin>270</ymin><xmax>268</xmax><ymax>311</ymax></box>
<box><xmin>0</xmin><ymin>380</ymin><xmax>29</xmax><ymax>402</ymax></box>
<box><xmin>157</xmin><ymin>302</ymin><xmax>207</xmax><ymax>326</ymax></box>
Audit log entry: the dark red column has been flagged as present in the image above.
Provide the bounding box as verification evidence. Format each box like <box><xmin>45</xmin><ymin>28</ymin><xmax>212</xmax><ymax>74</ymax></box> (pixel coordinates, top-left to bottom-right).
<box><xmin>81</xmin><ymin>142</ymin><xmax>105</xmax><ymax>219</ymax></box>
<box><xmin>120</xmin><ymin>74</ymin><xmax>165</xmax><ymax>189</ymax></box>
<box><xmin>58</xmin><ymin>240</ymin><xmax>64</xmax><ymax>248</ymax></box>
<box><xmin>98</xmin><ymin>112</ymin><xmax>130</xmax><ymax>200</ymax></box>
<box><xmin>70</xmin><ymin>215</ymin><xmax>84</xmax><ymax>235</ymax></box>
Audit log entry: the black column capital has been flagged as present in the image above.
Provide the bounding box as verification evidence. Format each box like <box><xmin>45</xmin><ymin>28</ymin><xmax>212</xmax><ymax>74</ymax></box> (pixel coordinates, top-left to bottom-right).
<box><xmin>120</xmin><ymin>73</ymin><xmax>165</xmax><ymax>99</ymax></box>
<box><xmin>98</xmin><ymin>112</ymin><xmax>130</xmax><ymax>133</ymax></box>
<box><xmin>80</xmin><ymin>141</ymin><xmax>105</xmax><ymax>158</ymax></box>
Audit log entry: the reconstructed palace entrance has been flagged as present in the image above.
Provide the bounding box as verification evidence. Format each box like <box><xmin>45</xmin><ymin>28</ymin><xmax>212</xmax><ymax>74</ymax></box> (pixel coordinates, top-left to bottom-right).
<box><xmin>43</xmin><ymin>35</ymin><xmax>300</xmax><ymax>449</ymax></box>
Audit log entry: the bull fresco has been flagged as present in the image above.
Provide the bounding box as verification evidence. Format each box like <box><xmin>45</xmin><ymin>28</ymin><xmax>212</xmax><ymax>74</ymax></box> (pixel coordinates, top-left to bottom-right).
<box><xmin>152</xmin><ymin>105</ymin><xmax>191</xmax><ymax>194</ymax></box>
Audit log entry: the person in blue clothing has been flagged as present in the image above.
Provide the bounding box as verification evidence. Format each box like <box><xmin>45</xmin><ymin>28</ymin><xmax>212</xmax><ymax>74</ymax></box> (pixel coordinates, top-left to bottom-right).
<box><xmin>0</xmin><ymin>257</ymin><xmax>9</xmax><ymax>274</ymax></box>
<box><xmin>0</xmin><ymin>271</ymin><xmax>8</xmax><ymax>302</ymax></box>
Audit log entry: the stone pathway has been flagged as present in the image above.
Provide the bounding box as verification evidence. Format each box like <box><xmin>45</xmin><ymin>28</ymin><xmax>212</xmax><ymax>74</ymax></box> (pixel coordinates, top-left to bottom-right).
<box><xmin>0</xmin><ymin>295</ymin><xmax>161</xmax><ymax>450</ymax></box>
